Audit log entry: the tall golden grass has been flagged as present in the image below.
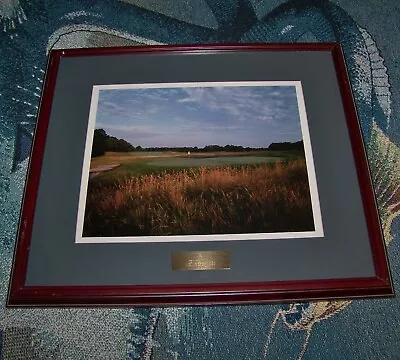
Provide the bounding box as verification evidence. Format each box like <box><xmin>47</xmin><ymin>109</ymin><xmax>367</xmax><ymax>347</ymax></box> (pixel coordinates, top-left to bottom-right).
<box><xmin>83</xmin><ymin>159</ymin><xmax>314</xmax><ymax>237</ymax></box>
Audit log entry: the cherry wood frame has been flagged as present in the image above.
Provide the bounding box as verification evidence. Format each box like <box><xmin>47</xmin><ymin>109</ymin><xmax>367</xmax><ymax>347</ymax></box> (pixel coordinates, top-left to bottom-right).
<box><xmin>7</xmin><ymin>43</ymin><xmax>394</xmax><ymax>306</ymax></box>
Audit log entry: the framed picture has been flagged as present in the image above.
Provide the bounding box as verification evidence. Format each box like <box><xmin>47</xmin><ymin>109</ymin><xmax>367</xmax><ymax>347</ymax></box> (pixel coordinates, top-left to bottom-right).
<box><xmin>8</xmin><ymin>43</ymin><xmax>394</xmax><ymax>306</ymax></box>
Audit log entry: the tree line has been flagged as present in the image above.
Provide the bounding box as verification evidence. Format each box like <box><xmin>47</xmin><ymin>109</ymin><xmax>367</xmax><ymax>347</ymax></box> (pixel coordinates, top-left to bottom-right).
<box><xmin>91</xmin><ymin>129</ymin><xmax>135</xmax><ymax>157</ymax></box>
<box><xmin>91</xmin><ymin>128</ymin><xmax>304</xmax><ymax>157</ymax></box>
<box><xmin>268</xmin><ymin>140</ymin><xmax>304</xmax><ymax>152</ymax></box>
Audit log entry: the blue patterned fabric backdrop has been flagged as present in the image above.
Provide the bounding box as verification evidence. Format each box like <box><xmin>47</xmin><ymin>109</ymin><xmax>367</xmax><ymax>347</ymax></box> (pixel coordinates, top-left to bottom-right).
<box><xmin>0</xmin><ymin>0</ymin><xmax>399</xmax><ymax>358</ymax></box>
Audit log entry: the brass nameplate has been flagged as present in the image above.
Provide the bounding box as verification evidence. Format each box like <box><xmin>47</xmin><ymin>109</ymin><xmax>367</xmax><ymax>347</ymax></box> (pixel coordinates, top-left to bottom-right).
<box><xmin>171</xmin><ymin>250</ymin><xmax>230</xmax><ymax>271</ymax></box>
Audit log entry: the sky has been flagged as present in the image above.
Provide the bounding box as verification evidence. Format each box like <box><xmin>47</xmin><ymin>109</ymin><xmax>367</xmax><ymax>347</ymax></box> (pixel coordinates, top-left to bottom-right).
<box><xmin>93</xmin><ymin>84</ymin><xmax>303</xmax><ymax>148</ymax></box>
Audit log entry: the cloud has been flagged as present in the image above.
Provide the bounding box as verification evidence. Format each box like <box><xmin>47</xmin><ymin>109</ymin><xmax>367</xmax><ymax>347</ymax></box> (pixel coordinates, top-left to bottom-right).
<box><xmin>176</xmin><ymin>86</ymin><xmax>298</xmax><ymax>126</ymax></box>
<box><xmin>94</xmin><ymin>84</ymin><xmax>303</xmax><ymax>148</ymax></box>
<box><xmin>97</xmin><ymin>89</ymin><xmax>167</xmax><ymax>124</ymax></box>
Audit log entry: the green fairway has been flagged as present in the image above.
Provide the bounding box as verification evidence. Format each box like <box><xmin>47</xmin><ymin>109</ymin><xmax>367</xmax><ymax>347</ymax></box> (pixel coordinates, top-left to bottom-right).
<box><xmin>88</xmin><ymin>150</ymin><xmax>304</xmax><ymax>187</ymax></box>
<box><xmin>148</xmin><ymin>156</ymin><xmax>282</xmax><ymax>168</ymax></box>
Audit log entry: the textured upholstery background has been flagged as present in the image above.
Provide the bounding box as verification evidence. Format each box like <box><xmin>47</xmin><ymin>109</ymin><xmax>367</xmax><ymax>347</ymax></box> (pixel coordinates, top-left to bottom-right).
<box><xmin>0</xmin><ymin>1</ymin><xmax>399</xmax><ymax>359</ymax></box>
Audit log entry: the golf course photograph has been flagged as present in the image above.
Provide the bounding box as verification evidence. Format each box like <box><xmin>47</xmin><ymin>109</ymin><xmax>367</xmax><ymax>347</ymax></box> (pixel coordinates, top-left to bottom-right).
<box><xmin>77</xmin><ymin>82</ymin><xmax>322</xmax><ymax>242</ymax></box>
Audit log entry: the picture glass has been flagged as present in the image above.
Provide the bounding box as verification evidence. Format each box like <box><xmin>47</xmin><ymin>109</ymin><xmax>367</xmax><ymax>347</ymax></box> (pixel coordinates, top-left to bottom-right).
<box><xmin>76</xmin><ymin>81</ymin><xmax>323</xmax><ymax>243</ymax></box>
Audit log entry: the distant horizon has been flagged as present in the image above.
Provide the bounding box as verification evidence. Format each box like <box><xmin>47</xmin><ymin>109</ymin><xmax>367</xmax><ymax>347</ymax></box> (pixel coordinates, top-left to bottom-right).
<box><xmin>93</xmin><ymin>82</ymin><xmax>304</xmax><ymax>149</ymax></box>
<box><xmin>94</xmin><ymin>127</ymin><xmax>303</xmax><ymax>150</ymax></box>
